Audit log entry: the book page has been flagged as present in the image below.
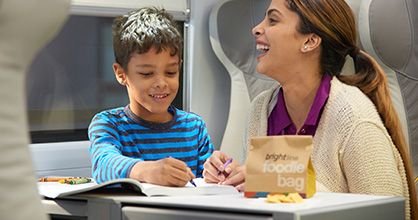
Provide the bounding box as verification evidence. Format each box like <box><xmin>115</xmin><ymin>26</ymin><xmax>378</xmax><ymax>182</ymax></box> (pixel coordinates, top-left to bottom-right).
<box><xmin>141</xmin><ymin>178</ymin><xmax>239</xmax><ymax>196</ymax></box>
<box><xmin>37</xmin><ymin>180</ymin><xmax>99</xmax><ymax>198</ymax></box>
<box><xmin>38</xmin><ymin>178</ymin><xmax>239</xmax><ymax>198</ymax></box>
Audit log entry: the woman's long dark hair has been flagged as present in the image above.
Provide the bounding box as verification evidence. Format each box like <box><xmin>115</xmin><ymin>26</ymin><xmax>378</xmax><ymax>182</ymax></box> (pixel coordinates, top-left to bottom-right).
<box><xmin>286</xmin><ymin>0</ymin><xmax>417</xmax><ymax>218</ymax></box>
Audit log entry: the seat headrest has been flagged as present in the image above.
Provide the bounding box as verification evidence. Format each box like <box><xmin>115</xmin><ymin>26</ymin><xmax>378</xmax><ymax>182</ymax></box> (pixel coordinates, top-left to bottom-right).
<box><xmin>348</xmin><ymin>0</ymin><xmax>418</xmax><ymax>78</ymax></box>
<box><xmin>210</xmin><ymin>0</ymin><xmax>271</xmax><ymax>80</ymax></box>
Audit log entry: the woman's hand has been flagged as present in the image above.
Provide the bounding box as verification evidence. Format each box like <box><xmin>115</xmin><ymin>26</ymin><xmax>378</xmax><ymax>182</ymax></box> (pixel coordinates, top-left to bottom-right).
<box><xmin>203</xmin><ymin>150</ymin><xmax>246</xmax><ymax>191</ymax></box>
<box><xmin>129</xmin><ymin>157</ymin><xmax>195</xmax><ymax>187</ymax></box>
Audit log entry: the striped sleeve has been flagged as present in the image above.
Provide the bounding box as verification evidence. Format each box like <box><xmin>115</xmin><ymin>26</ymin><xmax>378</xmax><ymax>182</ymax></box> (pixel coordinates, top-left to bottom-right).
<box><xmin>88</xmin><ymin>112</ymin><xmax>141</xmax><ymax>184</ymax></box>
<box><xmin>196</xmin><ymin>118</ymin><xmax>214</xmax><ymax>177</ymax></box>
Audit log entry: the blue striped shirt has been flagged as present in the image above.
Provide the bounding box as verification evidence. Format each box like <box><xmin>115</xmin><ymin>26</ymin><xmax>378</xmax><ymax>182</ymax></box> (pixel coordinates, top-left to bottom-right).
<box><xmin>88</xmin><ymin>105</ymin><xmax>214</xmax><ymax>184</ymax></box>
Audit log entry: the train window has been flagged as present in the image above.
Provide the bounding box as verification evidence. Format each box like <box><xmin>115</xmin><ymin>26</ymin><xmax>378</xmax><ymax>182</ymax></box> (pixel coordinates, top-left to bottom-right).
<box><xmin>27</xmin><ymin>14</ymin><xmax>184</xmax><ymax>143</ymax></box>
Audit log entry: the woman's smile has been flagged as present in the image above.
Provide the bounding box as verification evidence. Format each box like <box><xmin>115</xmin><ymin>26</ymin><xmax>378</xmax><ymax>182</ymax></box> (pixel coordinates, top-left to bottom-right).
<box><xmin>256</xmin><ymin>41</ymin><xmax>271</xmax><ymax>60</ymax></box>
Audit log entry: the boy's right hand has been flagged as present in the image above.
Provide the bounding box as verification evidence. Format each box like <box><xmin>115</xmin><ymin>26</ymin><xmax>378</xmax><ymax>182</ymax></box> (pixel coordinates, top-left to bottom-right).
<box><xmin>129</xmin><ymin>157</ymin><xmax>195</xmax><ymax>187</ymax></box>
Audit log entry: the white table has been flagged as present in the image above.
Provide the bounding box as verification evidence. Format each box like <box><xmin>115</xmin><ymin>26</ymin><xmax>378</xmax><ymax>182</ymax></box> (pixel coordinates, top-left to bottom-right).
<box><xmin>42</xmin><ymin>191</ymin><xmax>405</xmax><ymax>220</ymax></box>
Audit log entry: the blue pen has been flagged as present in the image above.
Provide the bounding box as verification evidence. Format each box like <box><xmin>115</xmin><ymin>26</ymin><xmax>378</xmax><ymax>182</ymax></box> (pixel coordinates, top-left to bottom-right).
<box><xmin>189</xmin><ymin>178</ymin><xmax>197</xmax><ymax>187</ymax></box>
<box><xmin>218</xmin><ymin>158</ymin><xmax>233</xmax><ymax>175</ymax></box>
<box><xmin>167</xmin><ymin>156</ymin><xmax>197</xmax><ymax>187</ymax></box>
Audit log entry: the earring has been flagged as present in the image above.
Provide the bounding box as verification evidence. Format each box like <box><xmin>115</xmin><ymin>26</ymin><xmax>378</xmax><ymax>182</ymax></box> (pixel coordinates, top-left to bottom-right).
<box><xmin>303</xmin><ymin>46</ymin><xmax>308</xmax><ymax>50</ymax></box>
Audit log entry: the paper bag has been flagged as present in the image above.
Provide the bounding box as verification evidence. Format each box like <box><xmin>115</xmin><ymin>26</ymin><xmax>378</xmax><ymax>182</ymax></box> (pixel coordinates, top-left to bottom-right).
<box><xmin>244</xmin><ymin>135</ymin><xmax>316</xmax><ymax>198</ymax></box>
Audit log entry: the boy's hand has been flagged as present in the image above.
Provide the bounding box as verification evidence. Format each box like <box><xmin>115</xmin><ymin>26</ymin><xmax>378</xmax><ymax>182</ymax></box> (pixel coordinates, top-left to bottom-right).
<box><xmin>130</xmin><ymin>157</ymin><xmax>195</xmax><ymax>187</ymax></box>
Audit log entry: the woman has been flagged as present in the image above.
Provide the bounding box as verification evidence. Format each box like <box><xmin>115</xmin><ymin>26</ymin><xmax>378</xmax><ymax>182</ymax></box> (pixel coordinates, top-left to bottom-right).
<box><xmin>203</xmin><ymin>0</ymin><xmax>417</xmax><ymax>219</ymax></box>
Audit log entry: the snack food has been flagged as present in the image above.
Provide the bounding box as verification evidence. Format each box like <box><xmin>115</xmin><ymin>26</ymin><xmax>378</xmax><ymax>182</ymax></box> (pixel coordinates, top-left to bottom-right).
<box><xmin>265</xmin><ymin>192</ymin><xmax>304</xmax><ymax>203</ymax></box>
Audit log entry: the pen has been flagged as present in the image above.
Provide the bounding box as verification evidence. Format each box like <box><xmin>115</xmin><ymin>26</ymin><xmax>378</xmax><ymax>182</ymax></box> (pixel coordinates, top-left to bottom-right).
<box><xmin>167</xmin><ymin>156</ymin><xmax>197</xmax><ymax>187</ymax></box>
<box><xmin>189</xmin><ymin>178</ymin><xmax>197</xmax><ymax>187</ymax></box>
<box><xmin>218</xmin><ymin>158</ymin><xmax>233</xmax><ymax>175</ymax></box>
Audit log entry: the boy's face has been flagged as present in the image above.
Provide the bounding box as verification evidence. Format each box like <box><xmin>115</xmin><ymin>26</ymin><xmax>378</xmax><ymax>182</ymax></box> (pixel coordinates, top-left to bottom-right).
<box><xmin>113</xmin><ymin>46</ymin><xmax>181</xmax><ymax>123</ymax></box>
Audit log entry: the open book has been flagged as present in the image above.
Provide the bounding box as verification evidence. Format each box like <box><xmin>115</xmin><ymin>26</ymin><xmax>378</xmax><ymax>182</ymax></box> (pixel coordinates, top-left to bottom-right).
<box><xmin>37</xmin><ymin>178</ymin><xmax>239</xmax><ymax>199</ymax></box>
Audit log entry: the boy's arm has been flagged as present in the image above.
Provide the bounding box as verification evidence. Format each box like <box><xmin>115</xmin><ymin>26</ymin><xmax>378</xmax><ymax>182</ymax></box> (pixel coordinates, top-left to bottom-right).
<box><xmin>129</xmin><ymin>157</ymin><xmax>194</xmax><ymax>187</ymax></box>
<box><xmin>88</xmin><ymin>115</ymin><xmax>141</xmax><ymax>183</ymax></box>
<box><xmin>196</xmin><ymin>120</ymin><xmax>215</xmax><ymax>177</ymax></box>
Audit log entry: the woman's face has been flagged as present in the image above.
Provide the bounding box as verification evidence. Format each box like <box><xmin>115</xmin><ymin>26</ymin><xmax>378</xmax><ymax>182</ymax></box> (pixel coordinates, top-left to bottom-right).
<box><xmin>252</xmin><ymin>0</ymin><xmax>307</xmax><ymax>82</ymax></box>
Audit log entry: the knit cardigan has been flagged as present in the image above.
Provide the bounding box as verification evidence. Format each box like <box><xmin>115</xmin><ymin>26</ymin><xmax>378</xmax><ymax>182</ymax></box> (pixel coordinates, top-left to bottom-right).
<box><xmin>242</xmin><ymin>77</ymin><xmax>410</xmax><ymax>219</ymax></box>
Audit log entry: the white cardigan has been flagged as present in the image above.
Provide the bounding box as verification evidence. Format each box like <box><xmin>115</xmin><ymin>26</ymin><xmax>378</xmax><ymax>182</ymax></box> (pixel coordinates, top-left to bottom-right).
<box><xmin>242</xmin><ymin>77</ymin><xmax>410</xmax><ymax>219</ymax></box>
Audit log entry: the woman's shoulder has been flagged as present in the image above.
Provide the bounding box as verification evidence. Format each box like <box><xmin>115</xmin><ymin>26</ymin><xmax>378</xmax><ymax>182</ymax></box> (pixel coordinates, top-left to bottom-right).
<box><xmin>323</xmin><ymin>77</ymin><xmax>386</xmax><ymax>134</ymax></box>
<box><xmin>328</xmin><ymin>77</ymin><xmax>378</xmax><ymax>115</ymax></box>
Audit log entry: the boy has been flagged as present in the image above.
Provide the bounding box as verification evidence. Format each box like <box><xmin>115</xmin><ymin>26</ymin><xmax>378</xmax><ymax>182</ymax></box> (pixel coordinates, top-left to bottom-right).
<box><xmin>88</xmin><ymin>7</ymin><xmax>214</xmax><ymax>186</ymax></box>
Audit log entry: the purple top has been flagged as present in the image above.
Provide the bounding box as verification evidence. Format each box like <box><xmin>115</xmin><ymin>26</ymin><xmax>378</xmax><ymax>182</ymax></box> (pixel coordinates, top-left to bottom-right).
<box><xmin>268</xmin><ymin>75</ymin><xmax>332</xmax><ymax>136</ymax></box>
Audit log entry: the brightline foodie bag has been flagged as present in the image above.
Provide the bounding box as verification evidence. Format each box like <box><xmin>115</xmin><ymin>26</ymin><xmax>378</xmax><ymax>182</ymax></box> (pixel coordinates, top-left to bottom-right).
<box><xmin>244</xmin><ymin>135</ymin><xmax>316</xmax><ymax>198</ymax></box>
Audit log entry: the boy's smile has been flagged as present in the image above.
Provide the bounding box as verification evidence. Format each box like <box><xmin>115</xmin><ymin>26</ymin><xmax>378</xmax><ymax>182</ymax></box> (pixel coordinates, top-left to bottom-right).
<box><xmin>113</xmin><ymin>46</ymin><xmax>181</xmax><ymax>123</ymax></box>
